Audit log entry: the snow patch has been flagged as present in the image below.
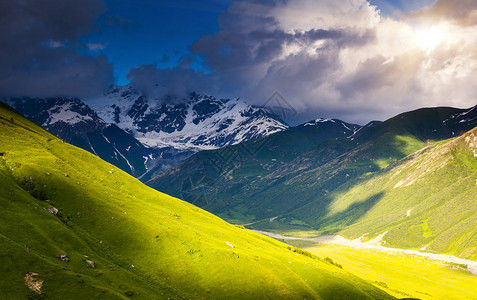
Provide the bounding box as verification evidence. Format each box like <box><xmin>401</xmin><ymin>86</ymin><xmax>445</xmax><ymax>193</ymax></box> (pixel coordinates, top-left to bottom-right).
<box><xmin>143</xmin><ymin>156</ymin><xmax>149</xmax><ymax>170</ymax></box>
<box><xmin>44</xmin><ymin>102</ymin><xmax>93</xmax><ymax>126</ymax></box>
<box><xmin>303</xmin><ymin>118</ymin><xmax>335</xmax><ymax>127</ymax></box>
<box><xmin>341</xmin><ymin>123</ymin><xmax>351</xmax><ymax>131</ymax></box>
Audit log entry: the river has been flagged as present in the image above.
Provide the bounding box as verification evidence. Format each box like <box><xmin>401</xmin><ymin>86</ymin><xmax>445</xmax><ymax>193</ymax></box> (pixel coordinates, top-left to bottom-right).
<box><xmin>252</xmin><ymin>230</ymin><xmax>477</xmax><ymax>275</ymax></box>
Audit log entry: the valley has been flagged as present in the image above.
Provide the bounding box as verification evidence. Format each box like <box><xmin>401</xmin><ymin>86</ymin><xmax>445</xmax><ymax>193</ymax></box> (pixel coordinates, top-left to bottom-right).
<box><xmin>4</xmin><ymin>0</ymin><xmax>477</xmax><ymax>298</ymax></box>
<box><xmin>3</xmin><ymin>97</ymin><xmax>476</xmax><ymax>299</ymax></box>
<box><xmin>152</xmin><ymin>105</ymin><xmax>477</xmax><ymax>259</ymax></box>
<box><xmin>295</xmin><ymin>242</ymin><xmax>477</xmax><ymax>300</ymax></box>
<box><xmin>0</xmin><ymin>101</ymin><xmax>394</xmax><ymax>299</ymax></box>
<box><xmin>252</xmin><ymin>229</ymin><xmax>477</xmax><ymax>275</ymax></box>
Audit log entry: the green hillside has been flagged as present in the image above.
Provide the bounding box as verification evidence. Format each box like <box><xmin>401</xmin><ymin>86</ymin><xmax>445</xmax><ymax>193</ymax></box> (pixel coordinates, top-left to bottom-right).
<box><xmin>0</xmin><ymin>102</ymin><xmax>393</xmax><ymax>299</ymax></box>
<box><xmin>300</xmin><ymin>126</ymin><xmax>477</xmax><ymax>259</ymax></box>
<box><xmin>150</xmin><ymin>106</ymin><xmax>476</xmax><ymax>227</ymax></box>
<box><xmin>148</xmin><ymin>119</ymin><xmax>361</xmax><ymax>222</ymax></box>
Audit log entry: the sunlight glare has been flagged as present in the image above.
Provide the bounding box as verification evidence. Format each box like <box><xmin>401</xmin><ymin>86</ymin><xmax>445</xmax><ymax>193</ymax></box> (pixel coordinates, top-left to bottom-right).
<box><xmin>415</xmin><ymin>24</ymin><xmax>448</xmax><ymax>52</ymax></box>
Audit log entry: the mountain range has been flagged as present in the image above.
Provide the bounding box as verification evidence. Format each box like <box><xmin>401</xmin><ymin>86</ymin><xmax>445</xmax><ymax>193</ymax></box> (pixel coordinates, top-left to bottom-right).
<box><xmin>0</xmin><ymin>101</ymin><xmax>393</xmax><ymax>299</ymax></box>
<box><xmin>2</xmin><ymin>94</ymin><xmax>477</xmax><ymax>298</ymax></box>
<box><xmin>5</xmin><ymin>85</ymin><xmax>288</xmax><ymax>180</ymax></box>
<box><xmin>150</xmin><ymin>104</ymin><xmax>477</xmax><ymax>259</ymax></box>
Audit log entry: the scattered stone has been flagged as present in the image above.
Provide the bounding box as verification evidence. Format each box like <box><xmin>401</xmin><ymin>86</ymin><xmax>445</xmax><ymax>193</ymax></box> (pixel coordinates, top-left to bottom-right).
<box><xmin>45</xmin><ymin>199</ymin><xmax>50</xmax><ymax>202</ymax></box>
<box><xmin>99</xmin><ymin>240</ymin><xmax>103</xmax><ymax>244</ymax></box>
<box><xmin>109</xmin><ymin>169</ymin><xmax>114</xmax><ymax>174</ymax></box>
<box><xmin>226</xmin><ymin>242</ymin><xmax>235</xmax><ymax>248</ymax></box>
<box><xmin>24</xmin><ymin>272</ymin><xmax>43</xmax><ymax>294</ymax></box>
<box><xmin>47</xmin><ymin>207</ymin><xmax>58</xmax><ymax>215</ymax></box>
<box><xmin>56</xmin><ymin>254</ymin><xmax>69</xmax><ymax>262</ymax></box>
<box><xmin>85</xmin><ymin>260</ymin><xmax>95</xmax><ymax>268</ymax></box>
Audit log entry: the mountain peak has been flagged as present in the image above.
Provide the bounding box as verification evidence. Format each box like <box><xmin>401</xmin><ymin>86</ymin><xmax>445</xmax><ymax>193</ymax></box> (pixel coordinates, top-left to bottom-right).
<box><xmin>303</xmin><ymin>118</ymin><xmax>336</xmax><ymax>126</ymax></box>
<box><xmin>90</xmin><ymin>85</ymin><xmax>289</xmax><ymax>151</ymax></box>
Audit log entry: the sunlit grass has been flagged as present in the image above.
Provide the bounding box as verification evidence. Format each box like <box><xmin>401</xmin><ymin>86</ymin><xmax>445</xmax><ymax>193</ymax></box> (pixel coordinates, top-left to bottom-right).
<box><xmin>0</xmin><ymin>102</ymin><xmax>393</xmax><ymax>299</ymax></box>
<box><xmin>299</xmin><ymin>243</ymin><xmax>477</xmax><ymax>300</ymax></box>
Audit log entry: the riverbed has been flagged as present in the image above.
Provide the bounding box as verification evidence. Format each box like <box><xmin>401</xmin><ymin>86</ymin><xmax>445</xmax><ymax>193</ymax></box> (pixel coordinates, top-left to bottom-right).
<box><xmin>252</xmin><ymin>230</ymin><xmax>477</xmax><ymax>275</ymax></box>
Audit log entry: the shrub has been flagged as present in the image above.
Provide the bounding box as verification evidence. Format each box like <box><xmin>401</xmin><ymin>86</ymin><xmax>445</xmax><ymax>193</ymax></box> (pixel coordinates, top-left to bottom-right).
<box><xmin>324</xmin><ymin>257</ymin><xmax>343</xmax><ymax>269</ymax></box>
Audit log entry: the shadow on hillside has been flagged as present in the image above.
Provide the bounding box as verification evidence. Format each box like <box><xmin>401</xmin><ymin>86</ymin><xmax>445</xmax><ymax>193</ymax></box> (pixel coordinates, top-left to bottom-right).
<box><xmin>246</xmin><ymin>192</ymin><xmax>385</xmax><ymax>236</ymax></box>
<box><xmin>315</xmin><ymin>192</ymin><xmax>384</xmax><ymax>235</ymax></box>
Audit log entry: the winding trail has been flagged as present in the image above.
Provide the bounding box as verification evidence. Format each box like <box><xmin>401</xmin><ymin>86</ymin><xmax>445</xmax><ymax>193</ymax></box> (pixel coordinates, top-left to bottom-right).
<box><xmin>252</xmin><ymin>230</ymin><xmax>477</xmax><ymax>275</ymax></box>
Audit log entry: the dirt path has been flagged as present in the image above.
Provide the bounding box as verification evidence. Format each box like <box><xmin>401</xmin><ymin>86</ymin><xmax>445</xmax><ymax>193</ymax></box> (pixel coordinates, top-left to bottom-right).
<box><xmin>252</xmin><ymin>230</ymin><xmax>477</xmax><ymax>275</ymax></box>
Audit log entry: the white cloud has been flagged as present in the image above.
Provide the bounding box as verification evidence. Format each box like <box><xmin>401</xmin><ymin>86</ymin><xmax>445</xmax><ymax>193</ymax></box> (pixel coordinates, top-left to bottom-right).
<box><xmin>129</xmin><ymin>0</ymin><xmax>477</xmax><ymax>124</ymax></box>
<box><xmin>256</xmin><ymin>0</ymin><xmax>477</xmax><ymax>123</ymax></box>
<box><xmin>272</xmin><ymin>0</ymin><xmax>380</xmax><ymax>32</ymax></box>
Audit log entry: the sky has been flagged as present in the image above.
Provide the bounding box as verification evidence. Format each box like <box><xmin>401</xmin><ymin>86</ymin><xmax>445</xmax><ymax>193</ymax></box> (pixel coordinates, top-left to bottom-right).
<box><xmin>1</xmin><ymin>0</ymin><xmax>477</xmax><ymax>124</ymax></box>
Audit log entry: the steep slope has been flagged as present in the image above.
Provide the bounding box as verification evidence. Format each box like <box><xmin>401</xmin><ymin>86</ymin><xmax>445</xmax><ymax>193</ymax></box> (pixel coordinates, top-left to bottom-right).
<box><xmin>307</xmin><ymin>126</ymin><xmax>477</xmax><ymax>260</ymax></box>
<box><xmin>149</xmin><ymin>105</ymin><xmax>477</xmax><ymax>227</ymax></box>
<box><xmin>7</xmin><ymin>87</ymin><xmax>289</xmax><ymax>180</ymax></box>
<box><xmin>0</xmin><ymin>102</ymin><xmax>393</xmax><ymax>299</ymax></box>
<box><xmin>5</xmin><ymin>97</ymin><xmax>160</xmax><ymax>177</ymax></box>
<box><xmin>261</xmin><ymin>105</ymin><xmax>477</xmax><ymax>231</ymax></box>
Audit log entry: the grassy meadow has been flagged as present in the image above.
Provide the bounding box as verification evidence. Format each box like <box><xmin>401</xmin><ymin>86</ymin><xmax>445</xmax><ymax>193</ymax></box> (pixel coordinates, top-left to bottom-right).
<box><xmin>288</xmin><ymin>241</ymin><xmax>477</xmax><ymax>300</ymax></box>
<box><xmin>0</xmin><ymin>102</ymin><xmax>395</xmax><ymax>299</ymax></box>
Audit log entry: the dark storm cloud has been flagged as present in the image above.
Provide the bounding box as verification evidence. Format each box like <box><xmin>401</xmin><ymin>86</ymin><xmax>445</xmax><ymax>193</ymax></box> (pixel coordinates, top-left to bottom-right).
<box><xmin>407</xmin><ymin>0</ymin><xmax>477</xmax><ymax>26</ymax></box>
<box><xmin>127</xmin><ymin>64</ymin><xmax>208</xmax><ymax>103</ymax></box>
<box><xmin>191</xmin><ymin>27</ymin><xmax>357</xmax><ymax>71</ymax></box>
<box><xmin>127</xmin><ymin>0</ymin><xmax>376</xmax><ymax>111</ymax></box>
<box><xmin>191</xmin><ymin>0</ymin><xmax>374</xmax><ymax>73</ymax></box>
<box><xmin>0</xmin><ymin>0</ymin><xmax>114</xmax><ymax>98</ymax></box>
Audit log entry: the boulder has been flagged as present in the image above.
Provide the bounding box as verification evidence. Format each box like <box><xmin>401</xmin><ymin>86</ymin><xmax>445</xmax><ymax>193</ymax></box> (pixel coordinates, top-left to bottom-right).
<box><xmin>56</xmin><ymin>254</ymin><xmax>69</xmax><ymax>262</ymax></box>
<box><xmin>85</xmin><ymin>260</ymin><xmax>95</xmax><ymax>268</ymax></box>
<box><xmin>47</xmin><ymin>207</ymin><xmax>58</xmax><ymax>215</ymax></box>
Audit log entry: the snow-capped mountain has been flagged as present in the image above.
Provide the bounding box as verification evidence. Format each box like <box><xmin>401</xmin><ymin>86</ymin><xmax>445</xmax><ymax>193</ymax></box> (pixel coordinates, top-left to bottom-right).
<box><xmin>5</xmin><ymin>97</ymin><xmax>167</xmax><ymax>178</ymax></box>
<box><xmin>302</xmin><ymin>118</ymin><xmax>362</xmax><ymax>135</ymax></box>
<box><xmin>87</xmin><ymin>85</ymin><xmax>288</xmax><ymax>151</ymax></box>
<box><xmin>5</xmin><ymin>86</ymin><xmax>289</xmax><ymax>180</ymax></box>
<box><xmin>447</xmin><ymin>105</ymin><xmax>477</xmax><ymax>130</ymax></box>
